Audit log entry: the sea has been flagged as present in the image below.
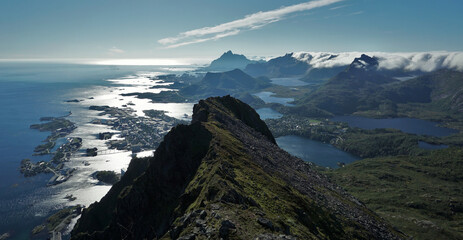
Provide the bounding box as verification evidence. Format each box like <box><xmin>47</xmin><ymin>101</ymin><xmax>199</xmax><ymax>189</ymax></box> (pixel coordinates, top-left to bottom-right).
<box><xmin>0</xmin><ymin>62</ymin><xmax>196</xmax><ymax>240</ymax></box>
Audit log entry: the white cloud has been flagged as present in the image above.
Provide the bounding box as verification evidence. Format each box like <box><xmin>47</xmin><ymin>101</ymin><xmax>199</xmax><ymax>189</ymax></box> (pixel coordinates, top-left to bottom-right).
<box><xmin>158</xmin><ymin>0</ymin><xmax>344</xmax><ymax>48</ymax></box>
<box><xmin>108</xmin><ymin>47</ymin><xmax>125</xmax><ymax>54</ymax></box>
<box><xmin>292</xmin><ymin>51</ymin><xmax>463</xmax><ymax>71</ymax></box>
<box><xmin>348</xmin><ymin>11</ymin><xmax>363</xmax><ymax>15</ymax></box>
<box><xmin>164</xmin><ymin>30</ymin><xmax>241</xmax><ymax>49</ymax></box>
<box><xmin>376</xmin><ymin>52</ymin><xmax>463</xmax><ymax>72</ymax></box>
<box><xmin>329</xmin><ymin>5</ymin><xmax>348</xmax><ymax>10</ymax></box>
<box><xmin>293</xmin><ymin>51</ymin><xmax>363</xmax><ymax>68</ymax></box>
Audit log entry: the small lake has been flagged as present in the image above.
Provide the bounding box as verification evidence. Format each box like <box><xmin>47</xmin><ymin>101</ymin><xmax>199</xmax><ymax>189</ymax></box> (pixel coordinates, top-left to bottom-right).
<box><xmin>276</xmin><ymin>135</ymin><xmax>360</xmax><ymax>168</ymax></box>
<box><xmin>418</xmin><ymin>141</ymin><xmax>449</xmax><ymax>150</ymax></box>
<box><xmin>253</xmin><ymin>92</ymin><xmax>294</xmax><ymax>106</ymax></box>
<box><xmin>331</xmin><ymin>116</ymin><xmax>458</xmax><ymax>137</ymax></box>
<box><xmin>256</xmin><ymin>108</ymin><xmax>283</xmax><ymax>120</ymax></box>
<box><xmin>270</xmin><ymin>77</ymin><xmax>308</xmax><ymax>87</ymax></box>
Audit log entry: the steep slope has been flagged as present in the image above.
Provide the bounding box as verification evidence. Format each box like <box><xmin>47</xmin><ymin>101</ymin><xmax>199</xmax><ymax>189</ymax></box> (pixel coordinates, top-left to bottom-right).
<box><xmin>181</xmin><ymin>69</ymin><xmax>271</xmax><ymax>98</ymax></box>
<box><xmin>72</xmin><ymin>96</ymin><xmax>403</xmax><ymax>240</ymax></box>
<box><xmin>202</xmin><ymin>51</ymin><xmax>257</xmax><ymax>71</ymax></box>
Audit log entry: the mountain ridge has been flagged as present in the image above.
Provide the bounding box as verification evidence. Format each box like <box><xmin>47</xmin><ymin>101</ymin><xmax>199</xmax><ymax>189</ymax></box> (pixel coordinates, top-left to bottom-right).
<box><xmin>71</xmin><ymin>96</ymin><xmax>403</xmax><ymax>240</ymax></box>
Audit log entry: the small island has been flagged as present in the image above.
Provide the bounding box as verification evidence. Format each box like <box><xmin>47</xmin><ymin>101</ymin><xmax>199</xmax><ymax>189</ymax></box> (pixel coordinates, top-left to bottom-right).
<box><xmin>86</xmin><ymin>147</ymin><xmax>98</xmax><ymax>156</ymax></box>
<box><xmin>92</xmin><ymin>170</ymin><xmax>120</xmax><ymax>185</ymax></box>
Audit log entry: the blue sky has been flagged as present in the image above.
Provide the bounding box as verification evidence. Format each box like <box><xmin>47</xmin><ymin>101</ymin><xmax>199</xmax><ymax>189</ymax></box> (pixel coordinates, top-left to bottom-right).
<box><xmin>1</xmin><ymin>0</ymin><xmax>462</xmax><ymax>60</ymax></box>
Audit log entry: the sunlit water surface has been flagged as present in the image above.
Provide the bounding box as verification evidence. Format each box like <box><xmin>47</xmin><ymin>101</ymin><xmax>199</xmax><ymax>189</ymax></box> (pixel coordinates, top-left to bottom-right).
<box><xmin>0</xmin><ymin>63</ymin><xmax>192</xmax><ymax>239</ymax></box>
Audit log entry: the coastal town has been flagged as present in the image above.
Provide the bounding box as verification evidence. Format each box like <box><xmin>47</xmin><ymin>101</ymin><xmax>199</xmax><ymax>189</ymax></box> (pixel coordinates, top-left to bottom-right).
<box><xmin>19</xmin><ymin>104</ymin><xmax>188</xmax><ymax>188</ymax></box>
<box><xmin>20</xmin><ymin>115</ymin><xmax>82</xmax><ymax>185</ymax></box>
<box><xmin>89</xmin><ymin>106</ymin><xmax>188</xmax><ymax>153</ymax></box>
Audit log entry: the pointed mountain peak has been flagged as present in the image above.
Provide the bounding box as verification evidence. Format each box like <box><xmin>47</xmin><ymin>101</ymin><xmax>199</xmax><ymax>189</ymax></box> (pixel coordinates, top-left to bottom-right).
<box><xmin>283</xmin><ymin>52</ymin><xmax>294</xmax><ymax>58</ymax></box>
<box><xmin>351</xmin><ymin>54</ymin><xmax>379</xmax><ymax>70</ymax></box>
<box><xmin>204</xmin><ymin>51</ymin><xmax>255</xmax><ymax>71</ymax></box>
<box><xmin>223</xmin><ymin>50</ymin><xmax>234</xmax><ymax>55</ymax></box>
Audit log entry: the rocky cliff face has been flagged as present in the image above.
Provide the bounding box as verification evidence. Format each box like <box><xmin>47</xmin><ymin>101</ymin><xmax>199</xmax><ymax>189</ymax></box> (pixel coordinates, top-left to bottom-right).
<box><xmin>71</xmin><ymin>96</ymin><xmax>403</xmax><ymax>240</ymax></box>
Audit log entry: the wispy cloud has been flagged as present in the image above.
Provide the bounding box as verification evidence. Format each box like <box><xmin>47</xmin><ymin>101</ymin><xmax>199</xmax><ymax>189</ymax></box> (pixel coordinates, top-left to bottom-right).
<box><xmin>108</xmin><ymin>47</ymin><xmax>124</xmax><ymax>54</ymax></box>
<box><xmin>349</xmin><ymin>11</ymin><xmax>363</xmax><ymax>15</ymax></box>
<box><xmin>158</xmin><ymin>0</ymin><xmax>344</xmax><ymax>48</ymax></box>
<box><xmin>329</xmin><ymin>4</ymin><xmax>348</xmax><ymax>10</ymax></box>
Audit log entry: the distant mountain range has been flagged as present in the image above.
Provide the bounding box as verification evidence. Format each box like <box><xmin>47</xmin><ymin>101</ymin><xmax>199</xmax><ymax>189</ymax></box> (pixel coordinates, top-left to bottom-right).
<box><xmin>244</xmin><ymin>53</ymin><xmax>310</xmax><ymax>78</ymax></box>
<box><xmin>201</xmin><ymin>50</ymin><xmax>461</xmax><ymax>81</ymax></box>
<box><xmin>296</xmin><ymin>53</ymin><xmax>463</xmax><ymax>116</ymax></box>
<box><xmin>197</xmin><ymin>50</ymin><xmax>463</xmax><ymax>117</ymax></box>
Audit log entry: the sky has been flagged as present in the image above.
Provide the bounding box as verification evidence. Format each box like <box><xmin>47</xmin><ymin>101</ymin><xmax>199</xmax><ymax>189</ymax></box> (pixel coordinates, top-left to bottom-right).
<box><xmin>1</xmin><ymin>0</ymin><xmax>462</xmax><ymax>61</ymax></box>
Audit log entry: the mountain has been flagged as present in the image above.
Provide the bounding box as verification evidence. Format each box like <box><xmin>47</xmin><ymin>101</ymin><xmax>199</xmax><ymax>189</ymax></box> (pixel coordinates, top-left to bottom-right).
<box><xmin>244</xmin><ymin>53</ymin><xmax>310</xmax><ymax>78</ymax></box>
<box><xmin>181</xmin><ymin>69</ymin><xmax>271</xmax><ymax>98</ymax></box>
<box><xmin>297</xmin><ymin>54</ymin><xmax>398</xmax><ymax>115</ymax></box>
<box><xmin>300</xmin><ymin>66</ymin><xmax>347</xmax><ymax>84</ymax></box>
<box><xmin>378</xmin><ymin>69</ymin><xmax>463</xmax><ymax>113</ymax></box>
<box><xmin>202</xmin><ymin>51</ymin><xmax>257</xmax><ymax>71</ymax></box>
<box><xmin>294</xmin><ymin>53</ymin><xmax>463</xmax><ymax>118</ymax></box>
<box><xmin>71</xmin><ymin>96</ymin><xmax>403</xmax><ymax>240</ymax></box>
<box><xmin>243</xmin><ymin>51</ymin><xmax>463</xmax><ymax>83</ymax></box>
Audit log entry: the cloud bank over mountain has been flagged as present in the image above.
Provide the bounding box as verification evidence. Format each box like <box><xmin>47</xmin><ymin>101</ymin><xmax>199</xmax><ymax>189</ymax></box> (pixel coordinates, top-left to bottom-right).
<box><xmin>292</xmin><ymin>51</ymin><xmax>463</xmax><ymax>71</ymax></box>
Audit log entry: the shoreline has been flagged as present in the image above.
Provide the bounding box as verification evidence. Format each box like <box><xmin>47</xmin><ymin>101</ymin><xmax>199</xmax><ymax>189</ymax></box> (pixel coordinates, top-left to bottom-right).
<box><xmin>13</xmin><ymin>69</ymin><xmax>193</xmax><ymax>239</ymax></box>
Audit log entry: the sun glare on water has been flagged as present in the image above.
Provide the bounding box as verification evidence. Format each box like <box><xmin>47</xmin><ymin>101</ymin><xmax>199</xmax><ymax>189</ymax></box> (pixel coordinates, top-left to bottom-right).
<box><xmin>92</xmin><ymin>58</ymin><xmax>198</xmax><ymax>66</ymax></box>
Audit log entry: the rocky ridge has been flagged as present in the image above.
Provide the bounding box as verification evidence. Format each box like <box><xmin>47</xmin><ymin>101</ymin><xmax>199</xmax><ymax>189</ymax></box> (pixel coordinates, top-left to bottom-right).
<box><xmin>71</xmin><ymin>96</ymin><xmax>404</xmax><ymax>240</ymax></box>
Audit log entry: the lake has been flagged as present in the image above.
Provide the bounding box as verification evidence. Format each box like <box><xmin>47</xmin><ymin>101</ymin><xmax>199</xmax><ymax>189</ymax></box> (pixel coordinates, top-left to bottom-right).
<box><xmin>276</xmin><ymin>135</ymin><xmax>360</xmax><ymax>168</ymax></box>
<box><xmin>253</xmin><ymin>92</ymin><xmax>294</xmax><ymax>106</ymax></box>
<box><xmin>418</xmin><ymin>141</ymin><xmax>449</xmax><ymax>150</ymax></box>
<box><xmin>256</xmin><ymin>108</ymin><xmax>283</xmax><ymax>120</ymax></box>
<box><xmin>270</xmin><ymin>77</ymin><xmax>308</xmax><ymax>86</ymax></box>
<box><xmin>331</xmin><ymin>116</ymin><xmax>458</xmax><ymax>137</ymax></box>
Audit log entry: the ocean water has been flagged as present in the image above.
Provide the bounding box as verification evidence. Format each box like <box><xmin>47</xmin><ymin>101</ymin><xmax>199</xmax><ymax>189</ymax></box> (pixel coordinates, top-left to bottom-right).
<box><xmin>0</xmin><ymin>62</ymin><xmax>193</xmax><ymax>239</ymax></box>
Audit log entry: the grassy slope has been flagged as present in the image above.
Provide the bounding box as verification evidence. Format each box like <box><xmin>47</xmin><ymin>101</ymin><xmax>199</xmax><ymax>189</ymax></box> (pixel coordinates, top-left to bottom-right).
<box><xmin>327</xmin><ymin>148</ymin><xmax>463</xmax><ymax>240</ymax></box>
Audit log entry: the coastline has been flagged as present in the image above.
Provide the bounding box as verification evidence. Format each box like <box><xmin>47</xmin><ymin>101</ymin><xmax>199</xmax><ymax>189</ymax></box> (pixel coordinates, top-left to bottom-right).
<box><xmin>0</xmin><ymin>64</ymin><xmax>193</xmax><ymax>239</ymax></box>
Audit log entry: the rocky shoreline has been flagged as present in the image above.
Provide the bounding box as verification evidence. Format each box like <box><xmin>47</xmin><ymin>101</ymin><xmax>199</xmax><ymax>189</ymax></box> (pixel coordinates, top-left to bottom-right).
<box><xmin>20</xmin><ymin>114</ymin><xmax>81</xmax><ymax>186</ymax></box>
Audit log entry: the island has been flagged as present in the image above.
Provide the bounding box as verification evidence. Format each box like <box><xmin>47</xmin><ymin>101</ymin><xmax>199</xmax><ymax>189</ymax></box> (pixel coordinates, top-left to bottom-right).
<box><xmin>20</xmin><ymin>115</ymin><xmax>82</xmax><ymax>186</ymax></box>
<box><xmin>92</xmin><ymin>170</ymin><xmax>120</xmax><ymax>185</ymax></box>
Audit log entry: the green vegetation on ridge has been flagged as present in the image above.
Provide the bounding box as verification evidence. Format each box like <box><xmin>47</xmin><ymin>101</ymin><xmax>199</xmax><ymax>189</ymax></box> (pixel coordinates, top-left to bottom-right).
<box><xmin>327</xmin><ymin>147</ymin><xmax>463</xmax><ymax>240</ymax></box>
